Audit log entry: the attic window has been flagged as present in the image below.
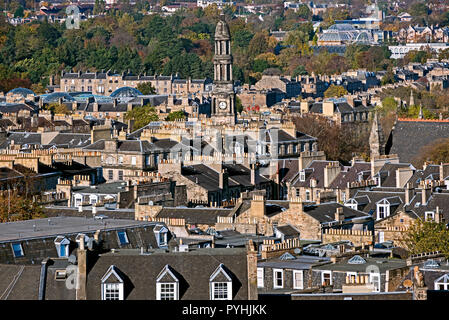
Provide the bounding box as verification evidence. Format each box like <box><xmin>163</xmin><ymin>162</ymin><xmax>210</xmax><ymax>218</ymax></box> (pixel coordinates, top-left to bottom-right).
<box><xmin>299</xmin><ymin>170</ymin><xmax>305</xmax><ymax>182</ymax></box>
<box><xmin>12</xmin><ymin>243</ymin><xmax>24</xmax><ymax>257</ymax></box>
<box><xmin>101</xmin><ymin>265</ymin><xmax>124</xmax><ymax>300</ymax></box>
<box><xmin>425</xmin><ymin>211</ymin><xmax>435</xmax><ymax>221</ymax></box>
<box><xmin>435</xmin><ymin>274</ymin><xmax>449</xmax><ymax>290</ymax></box>
<box><xmin>117</xmin><ymin>231</ymin><xmax>129</xmax><ymax>245</ymax></box>
<box><xmin>209</xmin><ymin>264</ymin><xmax>233</xmax><ymax>300</ymax></box>
<box><xmin>156</xmin><ymin>265</ymin><xmax>179</xmax><ymax>300</ymax></box>
<box><xmin>54</xmin><ymin>236</ymin><xmax>70</xmax><ymax>258</ymax></box>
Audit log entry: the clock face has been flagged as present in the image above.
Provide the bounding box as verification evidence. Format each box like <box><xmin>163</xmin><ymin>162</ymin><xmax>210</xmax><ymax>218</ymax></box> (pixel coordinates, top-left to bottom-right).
<box><xmin>219</xmin><ymin>101</ymin><xmax>227</xmax><ymax>110</ymax></box>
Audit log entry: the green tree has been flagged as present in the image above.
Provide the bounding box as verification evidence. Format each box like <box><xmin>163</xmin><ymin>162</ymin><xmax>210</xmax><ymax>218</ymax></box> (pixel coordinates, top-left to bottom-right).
<box><xmin>125</xmin><ymin>104</ymin><xmax>159</xmax><ymax>130</ymax></box>
<box><xmin>165</xmin><ymin>110</ymin><xmax>186</xmax><ymax>121</ymax></box>
<box><xmin>324</xmin><ymin>85</ymin><xmax>348</xmax><ymax>98</ymax></box>
<box><xmin>235</xmin><ymin>96</ymin><xmax>243</xmax><ymax>114</ymax></box>
<box><xmin>381</xmin><ymin>70</ymin><xmax>395</xmax><ymax>85</ymax></box>
<box><xmin>401</xmin><ymin>219</ymin><xmax>449</xmax><ymax>258</ymax></box>
<box><xmin>136</xmin><ymin>82</ymin><xmax>156</xmax><ymax>95</ymax></box>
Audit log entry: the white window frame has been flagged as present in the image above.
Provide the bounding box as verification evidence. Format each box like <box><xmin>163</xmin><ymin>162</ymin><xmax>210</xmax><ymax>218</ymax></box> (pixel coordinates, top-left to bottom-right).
<box><xmin>101</xmin><ymin>266</ymin><xmax>124</xmax><ymax>300</ymax></box>
<box><xmin>321</xmin><ymin>271</ymin><xmax>332</xmax><ymax>286</ymax></box>
<box><xmin>131</xmin><ymin>156</ymin><xmax>137</xmax><ymax>166</ymax></box>
<box><xmin>102</xmin><ymin>282</ymin><xmax>124</xmax><ymax>300</ymax></box>
<box><xmin>345</xmin><ymin>199</ymin><xmax>358</xmax><ymax>210</ymax></box>
<box><xmin>273</xmin><ymin>269</ymin><xmax>284</xmax><ymax>289</ymax></box>
<box><xmin>425</xmin><ymin>211</ymin><xmax>435</xmax><ymax>221</ymax></box>
<box><xmin>257</xmin><ymin>267</ymin><xmax>264</xmax><ymax>288</ymax></box>
<box><xmin>293</xmin><ymin>270</ymin><xmax>304</xmax><ymax>289</ymax></box>
<box><xmin>434</xmin><ymin>274</ymin><xmax>449</xmax><ymax>290</ymax></box>
<box><xmin>299</xmin><ymin>170</ymin><xmax>305</xmax><ymax>182</ymax></box>
<box><xmin>210</xmin><ymin>282</ymin><xmax>232</xmax><ymax>300</ymax></box>
<box><xmin>376</xmin><ymin>199</ymin><xmax>390</xmax><ymax>220</ymax></box>
<box><xmin>117</xmin><ymin>230</ymin><xmax>129</xmax><ymax>245</ymax></box>
<box><xmin>369</xmin><ymin>272</ymin><xmax>381</xmax><ymax>292</ymax></box>
<box><xmin>209</xmin><ymin>264</ymin><xmax>233</xmax><ymax>300</ymax></box>
<box><xmin>305</xmin><ymin>190</ymin><xmax>311</xmax><ymax>201</ymax></box>
<box><xmin>156</xmin><ymin>282</ymin><xmax>179</xmax><ymax>300</ymax></box>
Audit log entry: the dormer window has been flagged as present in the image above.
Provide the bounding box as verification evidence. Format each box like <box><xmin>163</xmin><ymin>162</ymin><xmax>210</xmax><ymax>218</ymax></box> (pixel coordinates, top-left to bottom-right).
<box><xmin>209</xmin><ymin>264</ymin><xmax>233</xmax><ymax>300</ymax></box>
<box><xmin>345</xmin><ymin>199</ymin><xmax>358</xmax><ymax>210</ymax></box>
<box><xmin>425</xmin><ymin>211</ymin><xmax>435</xmax><ymax>221</ymax></box>
<box><xmin>156</xmin><ymin>265</ymin><xmax>179</xmax><ymax>300</ymax></box>
<box><xmin>54</xmin><ymin>236</ymin><xmax>70</xmax><ymax>258</ymax></box>
<box><xmin>154</xmin><ymin>224</ymin><xmax>168</xmax><ymax>247</ymax></box>
<box><xmin>299</xmin><ymin>170</ymin><xmax>305</xmax><ymax>182</ymax></box>
<box><xmin>434</xmin><ymin>274</ymin><xmax>449</xmax><ymax>291</ymax></box>
<box><xmin>101</xmin><ymin>265</ymin><xmax>124</xmax><ymax>300</ymax></box>
<box><xmin>376</xmin><ymin>199</ymin><xmax>390</xmax><ymax>220</ymax></box>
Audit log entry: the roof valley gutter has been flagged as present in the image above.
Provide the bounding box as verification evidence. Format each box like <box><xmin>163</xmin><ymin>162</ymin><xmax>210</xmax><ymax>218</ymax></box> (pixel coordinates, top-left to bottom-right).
<box><xmin>38</xmin><ymin>259</ymin><xmax>48</xmax><ymax>300</ymax></box>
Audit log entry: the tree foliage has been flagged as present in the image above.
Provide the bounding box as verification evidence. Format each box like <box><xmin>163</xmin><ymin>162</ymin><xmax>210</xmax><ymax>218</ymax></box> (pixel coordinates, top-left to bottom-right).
<box><xmin>401</xmin><ymin>219</ymin><xmax>449</xmax><ymax>258</ymax></box>
<box><xmin>136</xmin><ymin>81</ymin><xmax>156</xmax><ymax>95</ymax></box>
<box><xmin>324</xmin><ymin>85</ymin><xmax>348</xmax><ymax>98</ymax></box>
<box><xmin>125</xmin><ymin>104</ymin><xmax>159</xmax><ymax>130</ymax></box>
<box><xmin>165</xmin><ymin>110</ymin><xmax>186</xmax><ymax>121</ymax></box>
<box><xmin>0</xmin><ymin>191</ymin><xmax>45</xmax><ymax>223</ymax></box>
<box><xmin>414</xmin><ymin>138</ymin><xmax>449</xmax><ymax>168</ymax></box>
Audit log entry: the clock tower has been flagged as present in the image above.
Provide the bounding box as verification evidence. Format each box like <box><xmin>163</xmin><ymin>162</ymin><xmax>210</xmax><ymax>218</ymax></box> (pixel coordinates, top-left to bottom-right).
<box><xmin>211</xmin><ymin>15</ymin><xmax>236</xmax><ymax>125</ymax></box>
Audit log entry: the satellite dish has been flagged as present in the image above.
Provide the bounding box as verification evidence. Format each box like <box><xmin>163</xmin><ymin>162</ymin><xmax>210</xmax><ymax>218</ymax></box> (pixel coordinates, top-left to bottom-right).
<box><xmin>294</xmin><ymin>248</ymin><xmax>301</xmax><ymax>254</ymax></box>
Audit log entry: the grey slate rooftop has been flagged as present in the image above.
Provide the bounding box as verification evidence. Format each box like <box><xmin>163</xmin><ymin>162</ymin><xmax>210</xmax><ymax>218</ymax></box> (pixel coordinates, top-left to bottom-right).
<box><xmin>0</xmin><ymin>217</ymin><xmax>157</xmax><ymax>242</ymax></box>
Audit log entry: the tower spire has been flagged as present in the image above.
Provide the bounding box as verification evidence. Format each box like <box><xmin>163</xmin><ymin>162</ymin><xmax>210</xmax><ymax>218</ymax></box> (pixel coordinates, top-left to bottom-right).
<box><xmin>369</xmin><ymin>111</ymin><xmax>385</xmax><ymax>159</ymax></box>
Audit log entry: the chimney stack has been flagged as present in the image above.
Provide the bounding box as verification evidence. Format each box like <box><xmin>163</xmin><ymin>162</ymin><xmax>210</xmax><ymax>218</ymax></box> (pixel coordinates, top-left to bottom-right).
<box><xmin>335</xmin><ymin>207</ymin><xmax>344</xmax><ymax>222</ymax></box>
<box><xmin>405</xmin><ymin>183</ymin><xmax>415</xmax><ymax>205</ymax></box>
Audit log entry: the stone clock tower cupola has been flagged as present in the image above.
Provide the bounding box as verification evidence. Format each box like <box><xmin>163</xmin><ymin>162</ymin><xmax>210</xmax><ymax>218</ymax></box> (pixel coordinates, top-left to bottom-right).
<box><xmin>211</xmin><ymin>14</ymin><xmax>236</xmax><ymax>125</ymax></box>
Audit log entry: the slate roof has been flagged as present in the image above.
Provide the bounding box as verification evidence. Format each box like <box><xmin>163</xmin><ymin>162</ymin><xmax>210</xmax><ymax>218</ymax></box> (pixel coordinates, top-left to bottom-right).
<box><xmin>375</xmin><ymin>163</ymin><xmax>415</xmax><ymax>188</ymax></box>
<box><xmin>388</xmin><ymin>120</ymin><xmax>449</xmax><ymax>164</ymax></box>
<box><xmin>0</xmin><ymin>264</ymin><xmax>41</xmax><ymax>300</ymax></box>
<box><xmin>290</xmin><ymin>160</ymin><xmax>340</xmax><ymax>187</ymax></box>
<box><xmin>83</xmin><ymin>139</ymin><xmax>157</xmax><ymax>153</ymax></box>
<box><xmin>155</xmin><ymin>207</ymin><xmax>233</xmax><ymax>225</ymax></box>
<box><xmin>301</xmin><ymin>202</ymin><xmax>370</xmax><ymax>223</ymax></box>
<box><xmin>330</xmin><ymin>163</ymin><xmax>372</xmax><ymax>189</ymax></box>
<box><xmin>350</xmin><ymin>189</ymin><xmax>406</xmax><ymax>217</ymax></box>
<box><xmin>313</xmin><ymin>256</ymin><xmax>407</xmax><ymax>273</ymax></box>
<box><xmin>84</xmin><ymin>247</ymin><xmax>249</xmax><ymax>300</ymax></box>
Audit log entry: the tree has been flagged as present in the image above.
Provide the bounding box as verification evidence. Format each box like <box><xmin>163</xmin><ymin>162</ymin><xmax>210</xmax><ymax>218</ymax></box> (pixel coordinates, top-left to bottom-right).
<box><xmin>235</xmin><ymin>96</ymin><xmax>243</xmax><ymax>114</ymax></box>
<box><xmin>0</xmin><ymin>191</ymin><xmax>45</xmax><ymax>223</ymax></box>
<box><xmin>165</xmin><ymin>110</ymin><xmax>186</xmax><ymax>121</ymax></box>
<box><xmin>324</xmin><ymin>85</ymin><xmax>348</xmax><ymax>98</ymax></box>
<box><xmin>414</xmin><ymin>138</ymin><xmax>449</xmax><ymax>167</ymax></box>
<box><xmin>401</xmin><ymin>219</ymin><xmax>449</xmax><ymax>258</ymax></box>
<box><xmin>381</xmin><ymin>70</ymin><xmax>395</xmax><ymax>85</ymax></box>
<box><xmin>44</xmin><ymin>103</ymin><xmax>71</xmax><ymax>115</ymax></box>
<box><xmin>136</xmin><ymin>82</ymin><xmax>156</xmax><ymax>95</ymax></box>
<box><xmin>125</xmin><ymin>104</ymin><xmax>159</xmax><ymax>130</ymax></box>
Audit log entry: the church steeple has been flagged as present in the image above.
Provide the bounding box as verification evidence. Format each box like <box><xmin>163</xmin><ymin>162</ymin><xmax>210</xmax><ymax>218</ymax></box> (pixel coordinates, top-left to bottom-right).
<box><xmin>369</xmin><ymin>111</ymin><xmax>385</xmax><ymax>159</ymax></box>
<box><xmin>211</xmin><ymin>15</ymin><xmax>236</xmax><ymax>125</ymax></box>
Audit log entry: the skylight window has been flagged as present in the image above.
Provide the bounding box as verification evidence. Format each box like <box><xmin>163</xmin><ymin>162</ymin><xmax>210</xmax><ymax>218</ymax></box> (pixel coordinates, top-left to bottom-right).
<box><xmin>12</xmin><ymin>243</ymin><xmax>24</xmax><ymax>257</ymax></box>
<box><xmin>423</xmin><ymin>259</ymin><xmax>440</xmax><ymax>268</ymax></box>
<box><xmin>117</xmin><ymin>231</ymin><xmax>129</xmax><ymax>245</ymax></box>
<box><xmin>279</xmin><ymin>252</ymin><xmax>296</xmax><ymax>260</ymax></box>
<box><xmin>347</xmin><ymin>255</ymin><xmax>366</xmax><ymax>264</ymax></box>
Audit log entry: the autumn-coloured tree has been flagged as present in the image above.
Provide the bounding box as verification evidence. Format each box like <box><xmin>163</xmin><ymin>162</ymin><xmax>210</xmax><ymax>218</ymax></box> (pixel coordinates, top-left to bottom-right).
<box><xmin>400</xmin><ymin>219</ymin><xmax>449</xmax><ymax>258</ymax></box>
<box><xmin>292</xmin><ymin>114</ymin><xmax>370</xmax><ymax>162</ymax></box>
<box><xmin>324</xmin><ymin>85</ymin><xmax>348</xmax><ymax>98</ymax></box>
<box><xmin>414</xmin><ymin>138</ymin><xmax>449</xmax><ymax>168</ymax></box>
<box><xmin>0</xmin><ymin>191</ymin><xmax>45</xmax><ymax>223</ymax></box>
